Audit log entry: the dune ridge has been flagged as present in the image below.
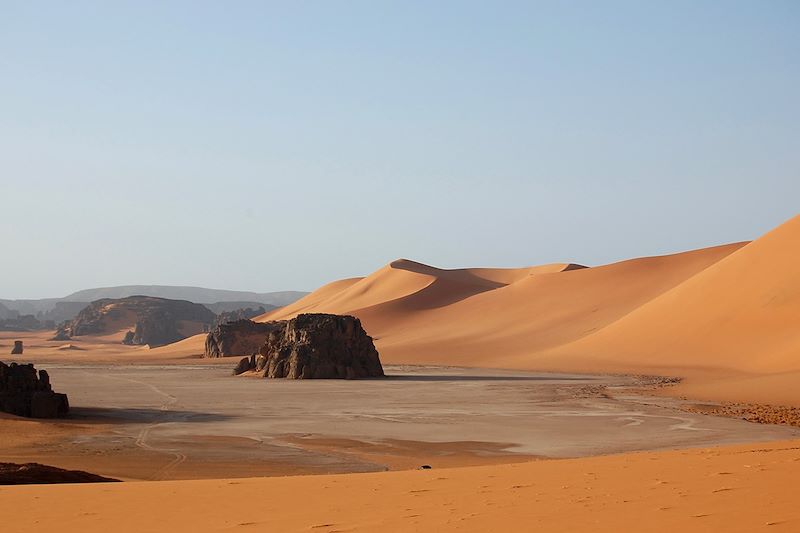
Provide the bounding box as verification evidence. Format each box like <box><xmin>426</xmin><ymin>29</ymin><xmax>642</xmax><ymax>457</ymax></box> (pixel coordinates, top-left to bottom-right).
<box><xmin>256</xmin><ymin>242</ymin><xmax>747</xmax><ymax>368</ymax></box>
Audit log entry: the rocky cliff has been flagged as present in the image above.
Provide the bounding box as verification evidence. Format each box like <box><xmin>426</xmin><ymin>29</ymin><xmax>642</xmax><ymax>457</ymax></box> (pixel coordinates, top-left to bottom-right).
<box><xmin>235</xmin><ymin>314</ymin><xmax>384</xmax><ymax>379</ymax></box>
<box><xmin>204</xmin><ymin>319</ymin><xmax>283</xmax><ymax>358</ymax></box>
<box><xmin>0</xmin><ymin>361</ymin><xmax>69</xmax><ymax>418</ymax></box>
<box><xmin>60</xmin><ymin>296</ymin><xmax>215</xmax><ymax>347</ymax></box>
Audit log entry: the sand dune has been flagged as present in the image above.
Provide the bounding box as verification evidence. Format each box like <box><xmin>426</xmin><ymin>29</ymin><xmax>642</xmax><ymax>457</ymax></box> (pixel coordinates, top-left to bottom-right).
<box><xmin>4</xmin><ymin>439</ymin><xmax>800</xmax><ymax>532</ymax></box>
<box><xmin>548</xmin><ymin>215</ymin><xmax>800</xmax><ymax>373</ymax></box>
<box><xmin>257</xmin><ymin>243</ymin><xmax>745</xmax><ymax>368</ymax></box>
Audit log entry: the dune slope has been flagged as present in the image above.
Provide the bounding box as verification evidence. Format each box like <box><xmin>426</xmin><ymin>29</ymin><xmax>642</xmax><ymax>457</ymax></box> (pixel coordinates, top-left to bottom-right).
<box><xmin>549</xmin><ymin>215</ymin><xmax>800</xmax><ymax>375</ymax></box>
<box><xmin>257</xmin><ymin>244</ymin><xmax>744</xmax><ymax>367</ymax></box>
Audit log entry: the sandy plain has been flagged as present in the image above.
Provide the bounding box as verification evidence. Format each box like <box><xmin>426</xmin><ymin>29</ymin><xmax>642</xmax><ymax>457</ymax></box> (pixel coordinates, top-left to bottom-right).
<box><xmin>6</xmin><ymin>364</ymin><xmax>797</xmax><ymax>482</ymax></box>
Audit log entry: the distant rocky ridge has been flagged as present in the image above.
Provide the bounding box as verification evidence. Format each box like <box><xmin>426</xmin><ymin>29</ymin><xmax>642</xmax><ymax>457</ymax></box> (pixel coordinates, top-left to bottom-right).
<box><xmin>0</xmin><ymin>361</ymin><xmax>69</xmax><ymax>418</ymax></box>
<box><xmin>211</xmin><ymin>306</ymin><xmax>267</xmax><ymax>328</ymax></box>
<box><xmin>58</xmin><ymin>296</ymin><xmax>216</xmax><ymax>347</ymax></box>
<box><xmin>63</xmin><ymin>286</ymin><xmax>307</xmax><ymax>307</ymax></box>
<box><xmin>230</xmin><ymin>314</ymin><xmax>385</xmax><ymax>379</ymax></box>
<box><xmin>203</xmin><ymin>301</ymin><xmax>275</xmax><ymax>315</ymax></box>
<box><xmin>0</xmin><ymin>286</ymin><xmax>306</xmax><ymax>326</ymax></box>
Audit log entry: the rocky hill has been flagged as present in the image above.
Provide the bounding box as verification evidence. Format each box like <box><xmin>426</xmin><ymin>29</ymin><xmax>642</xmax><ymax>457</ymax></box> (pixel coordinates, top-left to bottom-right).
<box><xmin>58</xmin><ymin>296</ymin><xmax>216</xmax><ymax>347</ymax></box>
<box><xmin>64</xmin><ymin>286</ymin><xmax>307</xmax><ymax>307</ymax></box>
<box><xmin>0</xmin><ymin>286</ymin><xmax>306</xmax><ymax>325</ymax></box>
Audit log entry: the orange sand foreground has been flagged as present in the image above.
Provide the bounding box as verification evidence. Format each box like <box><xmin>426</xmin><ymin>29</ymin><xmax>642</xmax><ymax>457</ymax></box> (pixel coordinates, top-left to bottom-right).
<box><xmin>3</xmin><ymin>439</ymin><xmax>799</xmax><ymax>532</ymax></box>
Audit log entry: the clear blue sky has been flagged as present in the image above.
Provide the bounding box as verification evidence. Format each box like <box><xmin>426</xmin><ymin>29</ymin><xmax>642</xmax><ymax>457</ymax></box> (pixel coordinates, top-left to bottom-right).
<box><xmin>1</xmin><ymin>1</ymin><xmax>798</xmax><ymax>298</ymax></box>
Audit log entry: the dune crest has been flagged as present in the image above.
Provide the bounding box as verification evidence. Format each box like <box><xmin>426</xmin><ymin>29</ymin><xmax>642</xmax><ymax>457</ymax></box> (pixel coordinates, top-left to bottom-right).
<box><xmin>252</xmin><ymin>242</ymin><xmax>745</xmax><ymax>368</ymax></box>
<box><xmin>544</xmin><ymin>215</ymin><xmax>800</xmax><ymax>378</ymax></box>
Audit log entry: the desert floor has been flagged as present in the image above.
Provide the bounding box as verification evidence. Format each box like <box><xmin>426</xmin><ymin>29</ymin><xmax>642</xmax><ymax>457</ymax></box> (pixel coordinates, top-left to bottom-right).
<box><xmin>2</xmin><ymin>363</ymin><xmax>798</xmax><ymax>483</ymax></box>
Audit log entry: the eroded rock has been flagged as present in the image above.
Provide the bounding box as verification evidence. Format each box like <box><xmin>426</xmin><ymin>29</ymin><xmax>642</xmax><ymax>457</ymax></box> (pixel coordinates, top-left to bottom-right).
<box><xmin>0</xmin><ymin>361</ymin><xmax>69</xmax><ymax>418</ymax></box>
<box><xmin>256</xmin><ymin>314</ymin><xmax>384</xmax><ymax>379</ymax></box>
<box><xmin>204</xmin><ymin>320</ymin><xmax>283</xmax><ymax>358</ymax></box>
<box><xmin>10</xmin><ymin>341</ymin><xmax>23</xmax><ymax>355</ymax></box>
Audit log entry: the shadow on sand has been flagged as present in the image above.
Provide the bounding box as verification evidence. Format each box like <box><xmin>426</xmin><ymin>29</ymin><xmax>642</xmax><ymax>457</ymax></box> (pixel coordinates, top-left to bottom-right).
<box><xmin>68</xmin><ymin>406</ymin><xmax>231</xmax><ymax>424</ymax></box>
<box><xmin>383</xmin><ymin>374</ymin><xmax>595</xmax><ymax>382</ymax></box>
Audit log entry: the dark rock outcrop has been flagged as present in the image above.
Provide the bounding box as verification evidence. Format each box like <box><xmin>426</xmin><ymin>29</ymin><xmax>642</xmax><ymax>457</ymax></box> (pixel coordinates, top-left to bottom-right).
<box><xmin>233</xmin><ymin>356</ymin><xmax>255</xmax><ymax>375</ymax></box>
<box><xmin>0</xmin><ymin>463</ymin><xmax>119</xmax><ymax>485</ymax></box>
<box><xmin>255</xmin><ymin>314</ymin><xmax>384</xmax><ymax>379</ymax></box>
<box><xmin>204</xmin><ymin>319</ymin><xmax>283</xmax><ymax>358</ymax></box>
<box><xmin>11</xmin><ymin>341</ymin><xmax>23</xmax><ymax>355</ymax></box>
<box><xmin>211</xmin><ymin>306</ymin><xmax>267</xmax><ymax>328</ymax></box>
<box><xmin>62</xmin><ymin>296</ymin><xmax>215</xmax><ymax>347</ymax></box>
<box><xmin>0</xmin><ymin>361</ymin><xmax>69</xmax><ymax>418</ymax></box>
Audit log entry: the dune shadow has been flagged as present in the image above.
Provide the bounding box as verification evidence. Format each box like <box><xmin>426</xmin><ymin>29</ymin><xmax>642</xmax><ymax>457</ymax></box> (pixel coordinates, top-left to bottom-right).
<box><xmin>384</xmin><ymin>374</ymin><xmax>594</xmax><ymax>382</ymax></box>
<box><xmin>68</xmin><ymin>406</ymin><xmax>230</xmax><ymax>424</ymax></box>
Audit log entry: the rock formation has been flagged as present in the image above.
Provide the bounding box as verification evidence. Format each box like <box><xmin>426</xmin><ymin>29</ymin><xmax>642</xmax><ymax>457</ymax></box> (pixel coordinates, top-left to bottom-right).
<box><xmin>211</xmin><ymin>306</ymin><xmax>267</xmax><ymax>328</ymax></box>
<box><xmin>247</xmin><ymin>314</ymin><xmax>384</xmax><ymax>379</ymax></box>
<box><xmin>204</xmin><ymin>319</ymin><xmax>283</xmax><ymax>358</ymax></box>
<box><xmin>0</xmin><ymin>361</ymin><xmax>69</xmax><ymax>418</ymax></box>
<box><xmin>61</xmin><ymin>296</ymin><xmax>215</xmax><ymax>347</ymax></box>
<box><xmin>10</xmin><ymin>341</ymin><xmax>23</xmax><ymax>355</ymax></box>
<box><xmin>233</xmin><ymin>356</ymin><xmax>255</xmax><ymax>375</ymax></box>
<box><xmin>50</xmin><ymin>326</ymin><xmax>71</xmax><ymax>341</ymax></box>
<box><xmin>0</xmin><ymin>463</ymin><xmax>119</xmax><ymax>485</ymax></box>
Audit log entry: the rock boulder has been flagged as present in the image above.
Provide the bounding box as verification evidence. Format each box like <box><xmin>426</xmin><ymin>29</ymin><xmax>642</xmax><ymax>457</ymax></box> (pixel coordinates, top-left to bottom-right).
<box><xmin>255</xmin><ymin>314</ymin><xmax>384</xmax><ymax>379</ymax></box>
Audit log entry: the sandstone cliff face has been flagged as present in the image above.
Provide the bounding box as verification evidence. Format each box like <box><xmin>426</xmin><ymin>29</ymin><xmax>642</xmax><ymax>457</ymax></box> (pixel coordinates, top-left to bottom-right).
<box><xmin>61</xmin><ymin>296</ymin><xmax>215</xmax><ymax>347</ymax></box>
<box><xmin>236</xmin><ymin>314</ymin><xmax>384</xmax><ymax>379</ymax></box>
<box><xmin>0</xmin><ymin>361</ymin><xmax>69</xmax><ymax>418</ymax></box>
<box><xmin>204</xmin><ymin>320</ymin><xmax>283</xmax><ymax>358</ymax></box>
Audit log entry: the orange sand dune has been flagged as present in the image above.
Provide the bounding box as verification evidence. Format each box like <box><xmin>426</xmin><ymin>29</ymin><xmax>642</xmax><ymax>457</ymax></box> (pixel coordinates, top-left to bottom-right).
<box><xmin>258</xmin><ymin>259</ymin><xmax>573</xmax><ymax>322</ymax></box>
<box><xmin>257</xmin><ymin>243</ymin><xmax>744</xmax><ymax>368</ymax></box>
<box><xmin>542</xmin><ymin>216</ymin><xmax>800</xmax><ymax>368</ymax></box>
<box><xmin>3</xmin><ymin>439</ymin><xmax>799</xmax><ymax>532</ymax></box>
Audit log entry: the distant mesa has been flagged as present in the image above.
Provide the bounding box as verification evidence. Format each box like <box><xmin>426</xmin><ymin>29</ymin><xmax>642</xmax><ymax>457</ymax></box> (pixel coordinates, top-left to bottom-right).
<box><xmin>0</xmin><ymin>286</ymin><xmax>307</xmax><ymax>327</ymax></box>
<box><xmin>229</xmin><ymin>313</ymin><xmax>385</xmax><ymax>379</ymax></box>
<box><xmin>0</xmin><ymin>361</ymin><xmax>69</xmax><ymax>418</ymax></box>
<box><xmin>63</xmin><ymin>285</ymin><xmax>308</xmax><ymax>307</ymax></box>
<box><xmin>57</xmin><ymin>296</ymin><xmax>216</xmax><ymax>348</ymax></box>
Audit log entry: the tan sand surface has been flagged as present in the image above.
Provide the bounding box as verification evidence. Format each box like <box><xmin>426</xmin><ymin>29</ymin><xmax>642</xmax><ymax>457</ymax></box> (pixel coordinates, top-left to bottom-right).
<box><xmin>7</xmin><ymin>365</ymin><xmax>794</xmax><ymax>481</ymax></box>
<box><xmin>3</xmin><ymin>439</ymin><xmax>800</xmax><ymax>532</ymax></box>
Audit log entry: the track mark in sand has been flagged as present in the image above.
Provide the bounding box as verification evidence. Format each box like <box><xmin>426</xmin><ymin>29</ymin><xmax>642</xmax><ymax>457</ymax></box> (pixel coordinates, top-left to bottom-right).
<box><xmin>124</xmin><ymin>377</ymin><xmax>188</xmax><ymax>480</ymax></box>
<box><xmin>78</xmin><ymin>369</ymin><xmax>189</xmax><ymax>480</ymax></box>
